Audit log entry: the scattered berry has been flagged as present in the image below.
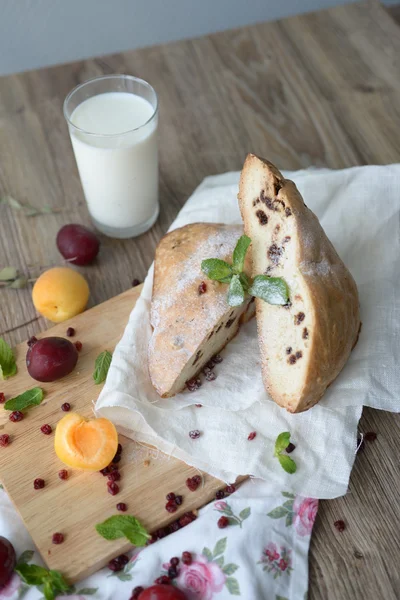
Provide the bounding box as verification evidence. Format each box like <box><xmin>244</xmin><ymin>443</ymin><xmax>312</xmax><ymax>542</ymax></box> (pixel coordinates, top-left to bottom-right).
<box><xmin>248</xmin><ymin>431</ymin><xmax>257</xmax><ymax>441</ymax></box>
<box><xmin>225</xmin><ymin>484</ymin><xmax>236</xmax><ymax>494</ymax></box>
<box><xmin>130</xmin><ymin>587</ymin><xmax>144</xmax><ymax>599</ymax></box>
<box><xmin>118</xmin><ymin>554</ymin><xmax>129</xmax><ymax>566</ymax></box>
<box><xmin>170</xmin><ymin>557</ymin><xmax>179</xmax><ymax>567</ymax></box>
<box><xmin>109</xmin><ymin>464</ymin><xmax>119</xmax><ymax>472</ymax></box>
<box><xmin>117</xmin><ymin>443</ymin><xmax>123</xmax><ymax>454</ymax></box>
<box><xmin>116</xmin><ymin>502</ymin><xmax>127</xmax><ymax>512</ymax></box>
<box><xmin>195</xmin><ymin>404</ymin><xmax>202</xmax><ymax>408</ymax></box>
<box><xmin>66</xmin><ymin>327</ymin><xmax>75</xmax><ymax>337</ymax></box>
<box><xmin>198</xmin><ymin>281</ymin><xmax>207</xmax><ymax>294</ymax></box>
<box><xmin>99</xmin><ymin>466</ymin><xmax>110</xmax><ymax>476</ymax></box>
<box><xmin>0</xmin><ymin>434</ymin><xmax>10</xmax><ymax>447</ymax></box>
<box><xmin>112</xmin><ymin>454</ymin><xmax>121</xmax><ymax>464</ymax></box>
<box><xmin>0</xmin><ymin>393</ymin><xmax>5</xmax><ymax>404</ymax></box>
<box><xmin>166</xmin><ymin>492</ymin><xmax>176</xmax><ymax>501</ymax></box>
<box><xmin>189</xmin><ymin>430</ymin><xmax>201</xmax><ymax>440</ymax></box>
<box><xmin>107</xmin><ymin>481</ymin><xmax>119</xmax><ymax>496</ymax></box>
<box><xmin>75</xmin><ymin>341</ymin><xmax>82</xmax><ymax>352</ymax></box>
<box><xmin>168</xmin><ymin>566</ymin><xmax>178</xmax><ymax>579</ymax></box>
<box><xmin>213</xmin><ymin>354</ymin><xmax>223</xmax><ymax>364</ymax></box>
<box><xmin>179</xmin><ymin>512</ymin><xmax>197</xmax><ymax>528</ymax></box>
<box><xmin>365</xmin><ymin>431</ymin><xmax>377</xmax><ymax>442</ymax></box>
<box><xmin>108</xmin><ymin>470</ymin><xmax>121</xmax><ymax>482</ymax></box>
<box><xmin>186</xmin><ymin>475</ymin><xmax>201</xmax><ymax>491</ymax></box>
<box><xmin>34</xmin><ymin>478</ymin><xmax>45</xmax><ymax>490</ymax></box>
<box><xmin>218</xmin><ymin>516</ymin><xmax>229</xmax><ymax>529</ymax></box>
<box><xmin>61</xmin><ymin>402</ymin><xmax>71</xmax><ymax>412</ymax></box>
<box><xmin>132</xmin><ymin>279</ymin><xmax>141</xmax><ymax>287</ymax></box>
<box><xmin>175</xmin><ymin>495</ymin><xmax>183</xmax><ymax>506</ymax></box>
<box><xmin>10</xmin><ymin>411</ymin><xmax>23</xmax><ymax>423</ymax></box>
<box><xmin>58</xmin><ymin>470</ymin><xmax>68</xmax><ymax>480</ymax></box>
<box><xmin>27</xmin><ymin>336</ymin><xmax>38</xmax><ymax>347</ymax></box>
<box><xmin>165</xmin><ymin>500</ymin><xmax>177</xmax><ymax>513</ymax></box>
<box><xmin>182</xmin><ymin>551</ymin><xmax>193</xmax><ymax>565</ymax></box>
<box><xmin>108</xmin><ymin>558</ymin><xmax>124</xmax><ymax>572</ymax></box>
<box><xmin>186</xmin><ymin>378</ymin><xmax>201</xmax><ymax>392</ymax></box>
<box><xmin>205</xmin><ymin>370</ymin><xmax>216</xmax><ymax>381</ymax></box>
<box><xmin>286</xmin><ymin>443</ymin><xmax>296</xmax><ymax>453</ymax></box>
<box><xmin>52</xmin><ymin>533</ymin><xmax>64</xmax><ymax>544</ymax></box>
<box><xmin>215</xmin><ymin>490</ymin><xmax>224</xmax><ymax>499</ymax></box>
<box><xmin>40</xmin><ymin>424</ymin><xmax>52</xmax><ymax>435</ymax></box>
<box><xmin>154</xmin><ymin>576</ymin><xmax>170</xmax><ymax>585</ymax></box>
<box><xmin>168</xmin><ymin>521</ymin><xmax>180</xmax><ymax>534</ymax></box>
<box><xmin>334</xmin><ymin>520</ymin><xmax>346</xmax><ymax>532</ymax></box>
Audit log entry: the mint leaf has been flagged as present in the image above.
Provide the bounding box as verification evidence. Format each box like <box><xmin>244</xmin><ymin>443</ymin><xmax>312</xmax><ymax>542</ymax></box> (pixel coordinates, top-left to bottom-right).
<box><xmin>201</xmin><ymin>259</ymin><xmax>233</xmax><ymax>283</ymax></box>
<box><xmin>17</xmin><ymin>550</ymin><xmax>34</xmax><ymax>565</ymax></box>
<box><xmin>274</xmin><ymin>432</ymin><xmax>291</xmax><ymax>456</ymax></box>
<box><xmin>239</xmin><ymin>272</ymin><xmax>250</xmax><ymax>293</ymax></box>
<box><xmin>278</xmin><ymin>454</ymin><xmax>297</xmax><ymax>474</ymax></box>
<box><xmin>0</xmin><ymin>267</ymin><xmax>18</xmax><ymax>281</ymax></box>
<box><xmin>4</xmin><ymin>387</ymin><xmax>44</xmax><ymax>411</ymax></box>
<box><xmin>227</xmin><ymin>274</ymin><xmax>245</xmax><ymax>307</ymax></box>
<box><xmin>0</xmin><ymin>338</ymin><xmax>17</xmax><ymax>380</ymax></box>
<box><xmin>43</xmin><ymin>581</ymin><xmax>54</xmax><ymax>600</ymax></box>
<box><xmin>232</xmin><ymin>235</ymin><xmax>251</xmax><ymax>274</ymax></box>
<box><xmin>15</xmin><ymin>563</ymin><xmax>49</xmax><ymax>585</ymax></box>
<box><xmin>95</xmin><ymin>515</ymin><xmax>150</xmax><ymax>546</ymax></box>
<box><xmin>249</xmin><ymin>275</ymin><xmax>289</xmax><ymax>305</ymax></box>
<box><xmin>48</xmin><ymin>570</ymin><xmax>69</xmax><ymax>593</ymax></box>
<box><xmin>93</xmin><ymin>350</ymin><xmax>112</xmax><ymax>384</ymax></box>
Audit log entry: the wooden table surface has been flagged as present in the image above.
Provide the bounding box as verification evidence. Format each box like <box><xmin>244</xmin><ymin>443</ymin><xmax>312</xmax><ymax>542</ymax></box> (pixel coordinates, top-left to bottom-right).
<box><xmin>1</xmin><ymin>1</ymin><xmax>399</xmax><ymax>598</ymax></box>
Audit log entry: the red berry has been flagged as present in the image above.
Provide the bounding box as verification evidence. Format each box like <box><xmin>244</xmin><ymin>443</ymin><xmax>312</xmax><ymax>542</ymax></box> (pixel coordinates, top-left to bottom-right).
<box><xmin>179</xmin><ymin>512</ymin><xmax>197</xmax><ymax>528</ymax></box>
<box><xmin>107</xmin><ymin>482</ymin><xmax>119</xmax><ymax>495</ymax></box>
<box><xmin>0</xmin><ymin>536</ymin><xmax>16</xmax><ymax>588</ymax></box>
<box><xmin>198</xmin><ymin>281</ymin><xmax>207</xmax><ymax>294</ymax></box>
<box><xmin>117</xmin><ymin>443</ymin><xmax>123</xmax><ymax>454</ymax></box>
<box><xmin>286</xmin><ymin>442</ymin><xmax>296</xmax><ymax>453</ymax></box>
<box><xmin>52</xmin><ymin>532</ymin><xmax>64</xmax><ymax>544</ymax></box>
<box><xmin>61</xmin><ymin>402</ymin><xmax>71</xmax><ymax>412</ymax></box>
<box><xmin>175</xmin><ymin>495</ymin><xmax>183</xmax><ymax>506</ymax></box>
<box><xmin>9</xmin><ymin>411</ymin><xmax>23</xmax><ymax>423</ymax></box>
<box><xmin>0</xmin><ymin>434</ymin><xmax>10</xmax><ymax>447</ymax></box>
<box><xmin>189</xmin><ymin>430</ymin><xmax>201</xmax><ymax>440</ymax></box>
<box><xmin>108</xmin><ymin>558</ymin><xmax>124</xmax><ymax>572</ymax></box>
<box><xmin>0</xmin><ymin>393</ymin><xmax>5</xmax><ymax>404</ymax></box>
<box><xmin>182</xmin><ymin>551</ymin><xmax>192</xmax><ymax>565</ymax></box>
<box><xmin>66</xmin><ymin>327</ymin><xmax>75</xmax><ymax>337</ymax></box>
<box><xmin>168</xmin><ymin>566</ymin><xmax>178</xmax><ymax>579</ymax></box>
<box><xmin>186</xmin><ymin>378</ymin><xmax>201</xmax><ymax>392</ymax></box>
<box><xmin>108</xmin><ymin>470</ymin><xmax>121</xmax><ymax>482</ymax></box>
<box><xmin>205</xmin><ymin>370</ymin><xmax>216</xmax><ymax>381</ymax></box>
<box><xmin>166</xmin><ymin>492</ymin><xmax>176</xmax><ymax>501</ymax></box>
<box><xmin>218</xmin><ymin>516</ymin><xmax>229</xmax><ymax>529</ymax></box>
<box><xmin>27</xmin><ymin>336</ymin><xmax>38</xmax><ymax>347</ymax></box>
<box><xmin>116</xmin><ymin>502</ymin><xmax>127</xmax><ymax>512</ymax></box>
<box><xmin>216</xmin><ymin>490</ymin><xmax>224</xmax><ymax>499</ymax></box>
<box><xmin>132</xmin><ymin>279</ymin><xmax>141</xmax><ymax>287</ymax></box>
<box><xmin>40</xmin><ymin>424</ymin><xmax>52</xmax><ymax>435</ymax></box>
<box><xmin>165</xmin><ymin>500</ymin><xmax>177</xmax><ymax>513</ymax></box>
<box><xmin>99</xmin><ymin>466</ymin><xmax>110</xmax><ymax>476</ymax></box>
<box><xmin>248</xmin><ymin>431</ymin><xmax>257</xmax><ymax>441</ymax></box>
<box><xmin>109</xmin><ymin>464</ymin><xmax>119</xmax><ymax>472</ymax></box>
<box><xmin>112</xmin><ymin>453</ymin><xmax>121</xmax><ymax>464</ymax></box>
<box><xmin>75</xmin><ymin>341</ymin><xmax>83</xmax><ymax>352</ymax></box>
<box><xmin>170</xmin><ymin>557</ymin><xmax>179</xmax><ymax>567</ymax></box>
<box><xmin>118</xmin><ymin>554</ymin><xmax>129</xmax><ymax>566</ymax></box>
<box><xmin>225</xmin><ymin>484</ymin><xmax>236</xmax><ymax>494</ymax></box>
<box><xmin>334</xmin><ymin>520</ymin><xmax>346</xmax><ymax>532</ymax></box>
<box><xmin>186</xmin><ymin>475</ymin><xmax>201</xmax><ymax>492</ymax></box>
<box><xmin>195</xmin><ymin>404</ymin><xmax>202</xmax><ymax>408</ymax></box>
<box><xmin>58</xmin><ymin>470</ymin><xmax>68</xmax><ymax>480</ymax></box>
<box><xmin>154</xmin><ymin>576</ymin><xmax>171</xmax><ymax>585</ymax></box>
<box><xmin>34</xmin><ymin>478</ymin><xmax>45</xmax><ymax>490</ymax></box>
<box><xmin>213</xmin><ymin>354</ymin><xmax>223</xmax><ymax>363</ymax></box>
<box><xmin>365</xmin><ymin>431</ymin><xmax>377</xmax><ymax>442</ymax></box>
<box><xmin>130</xmin><ymin>586</ymin><xmax>144</xmax><ymax>599</ymax></box>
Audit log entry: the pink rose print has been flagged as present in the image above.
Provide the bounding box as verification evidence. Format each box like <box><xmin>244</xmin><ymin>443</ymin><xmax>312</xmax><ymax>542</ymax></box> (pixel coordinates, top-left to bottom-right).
<box><xmin>177</xmin><ymin>554</ymin><xmax>226</xmax><ymax>600</ymax></box>
<box><xmin>293</xmin><ymin>496</ymin><xmax>318</xmax><ymax>536</ymax></box>
<box><xmin>214</xmin><ymin>501</ymin><xmax>227</xmax><ymax>511</ymax></box>
<box><xmin>0</xmin><ymin>573</ymin><xmax>21</xmax><ymax>599</ymax></box>
<box><xmin>265</xmin><ymin>542</ymin><xmax>280</xmax><ymax>562</ymax></box>
<box><xmin>279</xmin><ymin>559</ymin><xmax>288</xmax><ymax>571</ymax></box>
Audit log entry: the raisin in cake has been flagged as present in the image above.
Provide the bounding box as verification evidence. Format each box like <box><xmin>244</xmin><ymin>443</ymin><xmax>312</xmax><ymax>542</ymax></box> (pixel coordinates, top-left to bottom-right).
<box><xmin>149</xmin><ymin>223</ymin><xmax>255</xmax><ymax>397</ymax></box>
<box><xmin>238</xmin><ymin>154</ymin><xmax>360</xmax><ymax>413</ymax></box>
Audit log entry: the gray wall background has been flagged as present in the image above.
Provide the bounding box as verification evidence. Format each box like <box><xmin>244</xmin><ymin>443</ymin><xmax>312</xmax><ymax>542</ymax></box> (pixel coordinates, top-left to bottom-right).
<box><xmin>0</xmin><ymin>0</ymin><xmax>397</xmax><ymax>76</ymax></box>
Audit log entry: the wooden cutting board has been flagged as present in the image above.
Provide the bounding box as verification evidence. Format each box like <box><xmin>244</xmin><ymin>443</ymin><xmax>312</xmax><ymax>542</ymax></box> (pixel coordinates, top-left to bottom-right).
<box><xmin>0</xmin><ymin>286</ymin><xmax>225</xmax><ymax>583</ymax></box>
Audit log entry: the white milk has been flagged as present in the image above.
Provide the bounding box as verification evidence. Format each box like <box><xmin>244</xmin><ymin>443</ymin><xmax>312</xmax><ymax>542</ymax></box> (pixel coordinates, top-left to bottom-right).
<box><xmin>69</xmin><ymin>92</ymin><xmax>158</xmax><ymax>237</ymax></box>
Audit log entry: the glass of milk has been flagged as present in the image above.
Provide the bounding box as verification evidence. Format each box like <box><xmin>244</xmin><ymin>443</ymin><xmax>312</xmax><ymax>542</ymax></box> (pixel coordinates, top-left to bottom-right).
<box><xmin>64</xmin><ymin>75</ymin><xmax>159</xmax><ymax>238</ymax></box>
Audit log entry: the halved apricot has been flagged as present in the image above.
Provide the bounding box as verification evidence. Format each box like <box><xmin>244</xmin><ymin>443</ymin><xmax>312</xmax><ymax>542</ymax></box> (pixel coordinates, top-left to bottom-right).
<box><xmin>55</xmin><ymin>413</ymin><xmax>118</xmax><ymax>471</ymax></box>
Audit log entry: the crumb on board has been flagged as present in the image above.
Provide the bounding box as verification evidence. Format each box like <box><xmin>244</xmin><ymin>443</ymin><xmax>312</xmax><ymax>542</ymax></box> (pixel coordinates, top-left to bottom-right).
<box><xmin>144</xmin><ymin>459</ymin><xmax>150</xmax><ymax>467</ymax></box>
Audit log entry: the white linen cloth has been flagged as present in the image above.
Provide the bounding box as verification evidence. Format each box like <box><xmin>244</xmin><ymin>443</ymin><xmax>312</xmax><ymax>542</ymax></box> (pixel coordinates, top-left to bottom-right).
<box><xmin>96</xmin><ymin>165</ymin><xmax>400</xmax><ymax>499</ymax></box>
<box><xmin>0</xmin><ymin>479</ymin><xmax>316</xmax><ymax>600</ymax></box>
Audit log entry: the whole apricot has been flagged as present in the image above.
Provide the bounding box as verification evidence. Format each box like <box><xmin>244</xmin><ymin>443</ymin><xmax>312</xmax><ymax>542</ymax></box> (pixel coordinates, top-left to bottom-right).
<box><xmin>55</xmin><ymin>413</ymin><xmax>118</xmax><ymax>471</ymax></box>
<box><xmin>32</xmin><ymin>267</ymin><xmax>89</xmax><ymax>322</ymax></box>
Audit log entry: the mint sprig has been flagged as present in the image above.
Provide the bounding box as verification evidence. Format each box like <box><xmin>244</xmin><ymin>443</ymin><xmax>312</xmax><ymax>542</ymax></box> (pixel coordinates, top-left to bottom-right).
<box><xmin>201</xmin><ymin>235</ymin><xmax>289</xmax><ymax>308</ymax></box>
<box><xmin>15</xmin><ymin>564</ymin><xmax>69</xmax><ymax>600</ymax></box>
<box><xmin>274</xmin><ymin>432</ymin><xmax>297</xmax><ymax>474</ymax></box>
<box><xmin>93</xmin><ymin>350</ymin><xmax>112</xmax><ymax>384</ymax></box>
<box><xmin>4</xmin><ymin>387</ymin><xmax>44</xmax><ymax>411</ymax></box>
<box><xmin>0</xmin><ymin>337</ymin><xmax>17</xmax><ymax>380</ymax></box>
<box><xmin>96</xmin><ymin>515</ymin><xmax>150</xmax><ymax>546</ymax></box>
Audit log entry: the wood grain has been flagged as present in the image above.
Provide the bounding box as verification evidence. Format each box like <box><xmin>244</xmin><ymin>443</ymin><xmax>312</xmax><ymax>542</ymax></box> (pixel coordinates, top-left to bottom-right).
<box><xmin>0</xmin><ymin>285</ymin><xmax>227</xmax><ymax>583</ymax></box>
<box><xmin>0</xmin><ymin>0</ymin><xmax>399</xmax><ymax>597</ymax></box>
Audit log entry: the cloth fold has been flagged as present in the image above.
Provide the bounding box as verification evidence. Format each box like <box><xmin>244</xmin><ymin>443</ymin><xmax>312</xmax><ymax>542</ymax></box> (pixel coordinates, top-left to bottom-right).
<box><xmin>96</xmin><ymin>165</ymin><xmax>400</xmax><ymax>499</ymax></box>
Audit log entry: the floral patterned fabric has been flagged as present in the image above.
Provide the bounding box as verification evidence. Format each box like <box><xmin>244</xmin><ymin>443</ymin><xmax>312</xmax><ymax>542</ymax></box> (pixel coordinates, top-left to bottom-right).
<box><xmin>0</xmin><ymin>480</ymin><xmax>317</xmax><ymax>600</ymax></box>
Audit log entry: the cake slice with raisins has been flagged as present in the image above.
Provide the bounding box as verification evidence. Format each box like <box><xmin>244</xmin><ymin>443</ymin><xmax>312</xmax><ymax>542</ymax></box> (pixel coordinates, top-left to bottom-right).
<box><xmin>238</xmin><ymin>154</ymin><xmax>360</xmax><ymax>413</ymax></box>
<box><xmin>149</xmin><ymin>223</ymin><xmax>255</xmax><ymax>397</ymax></box>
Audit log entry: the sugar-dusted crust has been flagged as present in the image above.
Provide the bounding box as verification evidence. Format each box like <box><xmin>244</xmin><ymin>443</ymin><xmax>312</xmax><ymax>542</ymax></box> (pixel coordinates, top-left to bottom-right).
<box><xmin>238</xmin><ymin>154</ymin><xmax>361</xmax><ymax>413</ymax></box>
<box><xmin>149</xmin><ymin>223</ymin><xmax>254</xmax><ymax>397</ymax></box>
